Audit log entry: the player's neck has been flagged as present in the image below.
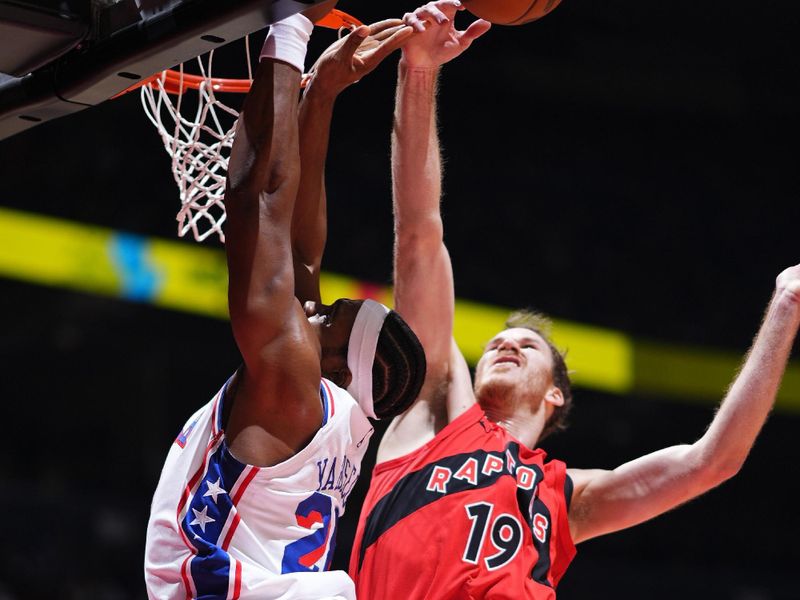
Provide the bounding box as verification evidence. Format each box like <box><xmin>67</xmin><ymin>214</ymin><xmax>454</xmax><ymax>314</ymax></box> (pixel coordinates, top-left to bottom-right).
<box><xmin>480</xmin><ymin>391</ymin><xmax>547</xmax><ymax>448</ymax></box>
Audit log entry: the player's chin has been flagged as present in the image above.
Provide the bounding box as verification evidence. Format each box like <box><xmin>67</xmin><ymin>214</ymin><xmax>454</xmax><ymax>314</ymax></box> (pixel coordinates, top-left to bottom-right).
<box><xmin>324</xmin><ymin>369</ymin><xmax>349</xmax><ymax>390</ymax></box>
<box><xmin>475</xmin><ymin>373</ymin><xmax>515</xmax><ymax>399</ymax></box>
<box><xmin>483</xmin><ymin>365</ymin><xmax>521</xmax><ymax>383</ymax></box>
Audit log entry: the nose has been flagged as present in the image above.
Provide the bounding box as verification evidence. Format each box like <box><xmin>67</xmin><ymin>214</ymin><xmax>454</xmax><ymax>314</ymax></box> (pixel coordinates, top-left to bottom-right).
<box><xmin>497</xmin><ymin>338</ymin><xmax>519</xmax><ymax>352</ymax></box>
<box><xmin>305</xmin><ymin>301</ymin><xmax>332</xmax><ymax>318</ymax></box>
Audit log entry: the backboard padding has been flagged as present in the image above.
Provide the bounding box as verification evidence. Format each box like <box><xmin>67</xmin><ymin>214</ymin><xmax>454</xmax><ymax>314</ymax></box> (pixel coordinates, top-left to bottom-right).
<box><xmin>0</xmin><ymin>0</ymin><xmax>328</xmax><ymax>141</ymax></box>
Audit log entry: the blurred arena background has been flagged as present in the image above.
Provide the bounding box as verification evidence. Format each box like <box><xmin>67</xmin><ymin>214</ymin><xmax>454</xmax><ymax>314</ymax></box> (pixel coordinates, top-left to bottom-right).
<box><xmin>1</xmin><ymin>1</ymin><xmax>799</xmax><ymax>598</ymax></box>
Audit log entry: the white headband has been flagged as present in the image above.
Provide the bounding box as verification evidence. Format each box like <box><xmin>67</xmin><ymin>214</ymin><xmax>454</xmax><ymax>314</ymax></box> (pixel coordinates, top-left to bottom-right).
<box><xmin>346</xmin><ymin>299</ymin><xmax>391</xmax><ymax>419</ymax></box>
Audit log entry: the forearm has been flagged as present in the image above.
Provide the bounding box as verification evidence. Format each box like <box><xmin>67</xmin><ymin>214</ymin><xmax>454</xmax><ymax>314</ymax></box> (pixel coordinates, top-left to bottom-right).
<box><xmin>694</xmin><ymin>287</ymin><xmax>800</xmax><ymax>476</ymax></box>
<box><xmin>289</xmin><ymin>17</ymin><xmax>413</xmax><ymax>301</ymax></box>
<box><xmin>228</xmin><ymin>14</ymin><xmax>310</xmax><ymax>202</ymax></box>
<box><xmin>392</xmin><ymin>61</ymin><xmax>455</xmax><ymax>361</ymax></box>
<box><xmin>392</xmin><ymin>61</ymin><xmax>442</xmax><ymax>237</ymax></box>
<box><xmin>293</xmin><ymin>84</ymin><xmax>336</xmax><ymax>273</ymax></box>
<box><xmin>569</xmin><ymin>274</ymin><xmax>800</xmax><ymax>543</ymax></box>
<box><xmin>391</xmin><ymin>0</ymin><xmax>490</xmax><ymax>239</ymax></box>
<box><xmin>226</xmin><ymin>59</ymin><xmax>302</xmax><ymax>255</ymax></box>
<box><xmin>228</xmin><ymin>61</ymin><xmax>301</xmax><ymax>202</ymax></box>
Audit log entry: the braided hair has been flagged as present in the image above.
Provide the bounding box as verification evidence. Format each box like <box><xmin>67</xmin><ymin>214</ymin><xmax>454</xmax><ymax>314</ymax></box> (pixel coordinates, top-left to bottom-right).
<box><xmin>370</xmin><ymin>311</ymin><xmax>427</xmax><ymax>419</ymax></box>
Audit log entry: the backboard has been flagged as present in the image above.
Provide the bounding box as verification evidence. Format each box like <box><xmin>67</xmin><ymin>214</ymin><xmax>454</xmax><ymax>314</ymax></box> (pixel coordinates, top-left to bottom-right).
<box><xmin>0</xmin><ymin>0</ymin><xmax>330</xmax><ymax>141</ymax></box>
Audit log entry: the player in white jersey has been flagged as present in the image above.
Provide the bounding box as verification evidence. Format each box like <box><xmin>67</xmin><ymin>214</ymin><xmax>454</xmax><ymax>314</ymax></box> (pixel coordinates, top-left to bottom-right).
<box><xmin>146</xmin><ymin>377</ymin><xmax>373</xmax><ymax>599</ymax></box>
<box><xmin>145</xmin><ymin>7</ymin><xmax>423</xmax><ymax>599</ymax></box>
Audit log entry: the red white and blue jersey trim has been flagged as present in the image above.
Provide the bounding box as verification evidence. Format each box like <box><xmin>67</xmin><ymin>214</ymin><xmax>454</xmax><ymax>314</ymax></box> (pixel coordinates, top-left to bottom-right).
<box><xmin>320</xmin><ymin>379</ymin><xmax>335</xmax><ymax>427</ymax></box>
<box><xmin>145</xmin><ymin>377</ymin><xmax>373</xmax><ymax>600</ymax></box>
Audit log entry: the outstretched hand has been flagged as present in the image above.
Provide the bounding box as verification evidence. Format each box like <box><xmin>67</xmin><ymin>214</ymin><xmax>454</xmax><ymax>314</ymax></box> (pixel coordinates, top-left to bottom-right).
<box><xmin>305</xmin><ymin>19</ymin><xmax>415</xmax><ymax>98</ymax></box>
<box><xmin>401</xmin><ymin>0</ymin><xmax>491</xmax><ymax>69</ymax></box>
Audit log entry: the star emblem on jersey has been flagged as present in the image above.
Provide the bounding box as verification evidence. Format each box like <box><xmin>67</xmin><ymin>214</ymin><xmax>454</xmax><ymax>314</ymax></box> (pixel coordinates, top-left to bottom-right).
<box><xmin>190</xmin><ymin>505</ymin><xmax>215</xmax><ymax>532</ymax></box>
<box><xmin>203</xmin><ymin>478</ymin><xmax>227</xmax><ymax>503</ymax></box>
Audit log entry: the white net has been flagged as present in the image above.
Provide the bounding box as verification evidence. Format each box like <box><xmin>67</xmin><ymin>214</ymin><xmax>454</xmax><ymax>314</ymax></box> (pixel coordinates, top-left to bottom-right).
<box><xmin>139</xmin><ymin>15</ymin><xmax>355</xmax><ymax>243</ymax></box>
<box><xmin>140</xmin><ymin>43</ymin><xmax>252</xmax><ymax>243</ymax></box>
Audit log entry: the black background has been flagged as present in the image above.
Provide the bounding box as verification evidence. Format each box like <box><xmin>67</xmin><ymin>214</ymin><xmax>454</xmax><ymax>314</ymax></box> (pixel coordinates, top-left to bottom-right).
<box><xmin>1</xmin><ymin>1</ymin><xmax>799</xmax><ymax>598</ymax></box>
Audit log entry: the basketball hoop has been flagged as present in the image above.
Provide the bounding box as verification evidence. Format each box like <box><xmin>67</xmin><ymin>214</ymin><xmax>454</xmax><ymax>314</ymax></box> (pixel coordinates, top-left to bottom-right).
<box><xmin>137</xmin><ymin>10</ymin><xmax>362</xmax><ymax>243</ymax></box>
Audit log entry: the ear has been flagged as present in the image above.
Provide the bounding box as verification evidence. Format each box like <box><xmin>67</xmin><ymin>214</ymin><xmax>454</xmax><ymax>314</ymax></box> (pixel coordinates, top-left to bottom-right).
<box><xmin>334</xmin><ymin>366</ymin><xmax>353</xmax><ymax>391</ymax></box>
<box><xmin>321</xmin><ymin>355</ymin><xmax>352</xmax><ymax>390</ymax></box>
<box><xmin>544</xmin><ymin>385</ymin><xmax>564</xmax><ymax>408</ymax></box>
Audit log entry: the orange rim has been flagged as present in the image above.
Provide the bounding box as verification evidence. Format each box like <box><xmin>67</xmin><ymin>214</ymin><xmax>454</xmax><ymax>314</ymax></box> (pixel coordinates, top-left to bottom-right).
<box><xmin>117</xmin><ymin>9</ymin><xmax>362</xmax><ymax>97</ymax></box>
<box><xmin>317</xmin><ymin>8</ymin><xmax>363</xmax><ymax>31</ymax></box>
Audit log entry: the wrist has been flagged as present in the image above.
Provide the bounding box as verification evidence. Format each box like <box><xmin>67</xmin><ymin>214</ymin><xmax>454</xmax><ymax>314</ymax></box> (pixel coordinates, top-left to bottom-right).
<box><xmin>399</xmin><ymin>56</ymin><xmax>442</xmax><ymax>72</ymax></box>
<box><xmin>774</xmin><ymin>267</ymin><xmax>800</xmax><ymax>310</ymax></box>
<box><xmin>260</xmin><ymin>13</ymin><xmax>314</xmax><ymax>73</ymax></box>
<box><xmin>765</xmin><ymin>287</ymin><xmax>800</xmax><ymax>334</ymax></box>
<box><xmin>775</xmin><ymin>285</ymin><xmax>800</xmax><ymax>309</ymax></box>
<box><xmin>302</xmin><ymin>77</ymin><xmax>338</xmax><ymax>106</ymax></box>
<box><xmin>398</xmin><ymin>60</ymin><xmax>439</xmax><ymax>95</ymax></box>
<box><xmin>398</xmin><ymin>59</ymin><xmax>441</xmax><ymax>87</ymax></box>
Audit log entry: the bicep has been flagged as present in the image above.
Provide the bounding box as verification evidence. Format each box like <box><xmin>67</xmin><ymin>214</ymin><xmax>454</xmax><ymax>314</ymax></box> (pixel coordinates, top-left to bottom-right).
<box><xmin>568</xmin><ymin>444</ymin><xmax>714</xmax><ymax>543</ymax></box>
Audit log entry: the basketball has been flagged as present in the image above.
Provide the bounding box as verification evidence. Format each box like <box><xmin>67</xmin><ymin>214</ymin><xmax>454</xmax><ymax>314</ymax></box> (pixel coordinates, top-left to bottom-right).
<box><xmin>462</xmin><ymin>0</ymin><xmax>562</xmax><ymax>25</ymax></box>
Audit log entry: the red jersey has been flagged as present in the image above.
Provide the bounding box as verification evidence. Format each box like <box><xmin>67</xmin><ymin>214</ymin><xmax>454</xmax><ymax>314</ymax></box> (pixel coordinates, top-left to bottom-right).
<box><xmin>350</xmin><ymin>404</ymin><xmax>576</xmax><ymax>599</ymax></box>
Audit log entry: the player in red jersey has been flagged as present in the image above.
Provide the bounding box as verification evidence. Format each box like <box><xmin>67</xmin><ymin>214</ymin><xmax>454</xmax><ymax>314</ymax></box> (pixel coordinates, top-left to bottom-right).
<box><xmin>349</xmin><ymin>2</ymin><xmax>800</xmax><ymax>598</ymax></box>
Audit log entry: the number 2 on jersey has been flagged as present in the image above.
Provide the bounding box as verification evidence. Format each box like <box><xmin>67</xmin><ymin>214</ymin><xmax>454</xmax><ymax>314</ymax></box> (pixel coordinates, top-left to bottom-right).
<box><xmin>463</xmin><ymin>502</ymin><xmax>523</xmax><ymax>570</ymax></box>
<box><xmin>281</xmin><ymin>492</ymin><xmax>338</xmax><ymax>573</ymax></box>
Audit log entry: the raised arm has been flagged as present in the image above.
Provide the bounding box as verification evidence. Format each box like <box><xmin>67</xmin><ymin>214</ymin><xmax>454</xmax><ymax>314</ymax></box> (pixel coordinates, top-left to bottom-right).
<box><xmin>223</xmin><ymin>13</ymin><xmax>327</xmax><ymax>466</ymax></box>
<box><xmin>292</xmin><ymin>20</ymin><xmax>415</xmax><ymax>304</ymax></box>
<box><xmin>568</xmin><ymin>264</ymin><xmax>800</xmax><ymax>543</ymax></box>
<box><xmin>380</xmin><ymin>1</ymin><xmax>490</xmax><ymax>460</ymax></box>
<box><xmin>225</xmin><ymin>54</ymin><xmax>304</xmax><ymax>375</ymax></box>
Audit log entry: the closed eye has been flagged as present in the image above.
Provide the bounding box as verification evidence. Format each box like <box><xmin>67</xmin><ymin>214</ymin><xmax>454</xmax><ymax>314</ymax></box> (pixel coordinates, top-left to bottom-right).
<box><xmin>318</xmin><ymin>303</ymin><xmax>338</xmax><ymax>328</ymax></box>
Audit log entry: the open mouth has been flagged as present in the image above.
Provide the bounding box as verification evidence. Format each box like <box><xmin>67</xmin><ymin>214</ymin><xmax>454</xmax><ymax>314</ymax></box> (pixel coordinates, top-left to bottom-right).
<box><xmin>494</xmin><ymin>356</ymin><xmax>520</xmax><ymax>367</ymax></box>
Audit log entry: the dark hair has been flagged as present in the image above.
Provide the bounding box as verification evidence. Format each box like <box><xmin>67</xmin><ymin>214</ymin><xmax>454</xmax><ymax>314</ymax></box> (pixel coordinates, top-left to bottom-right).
<box><xmin>371</xmin><ymin>311</ymin><xmax>427</xmax><ymax>419</ymax></box>
<box><xmin>505</xmin><ymin>309</ymin><xmax>572</xmax><ymax>440</ymax></box>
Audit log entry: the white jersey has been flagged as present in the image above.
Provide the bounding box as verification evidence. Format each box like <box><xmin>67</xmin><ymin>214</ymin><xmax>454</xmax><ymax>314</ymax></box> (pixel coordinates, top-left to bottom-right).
<box><xmin>145</xmin><ymin>377</ymin><xmax>374</xmax><ymax>600</ymax></box>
